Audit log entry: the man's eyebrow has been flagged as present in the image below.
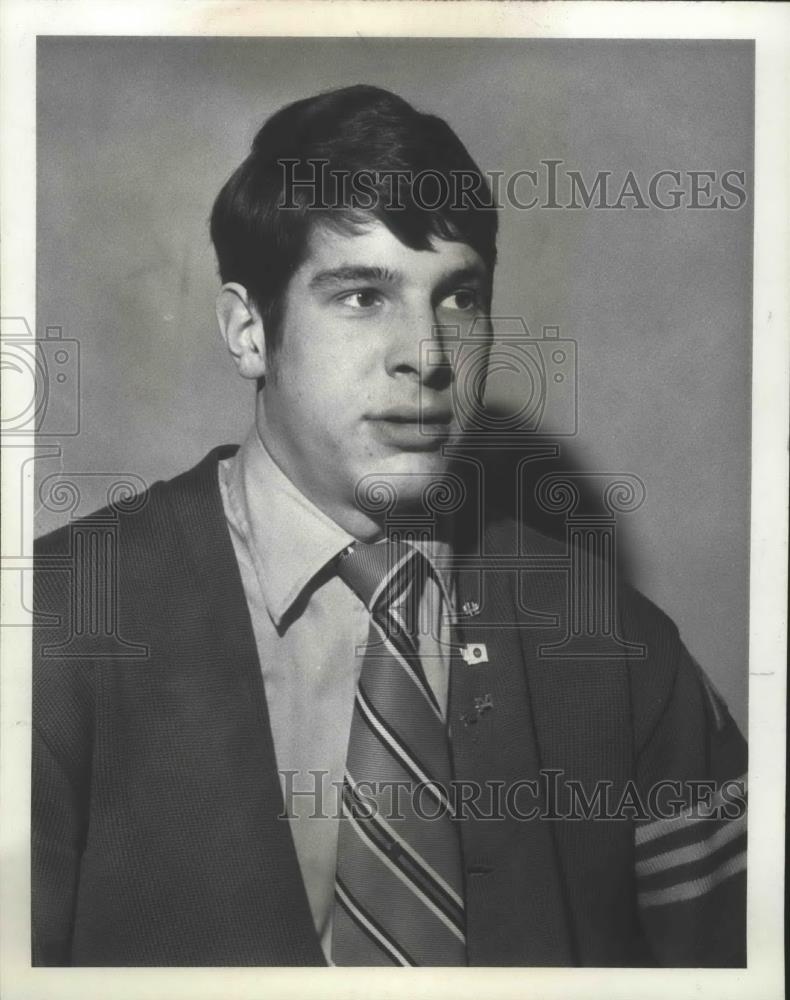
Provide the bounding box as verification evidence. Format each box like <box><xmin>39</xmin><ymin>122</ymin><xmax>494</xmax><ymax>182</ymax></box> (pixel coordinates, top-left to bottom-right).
<box><xmin>438</xmin><ymin>265</ymin><xmax>488</xmax><ymax>287</ymax></box>
<box><xmin>308</xmin><ymin>265</ymin><xmax>401</xmax><ymax>289</ymax></box>
<box><xmin>433</xmin><ymin>264</ymin><xmax>489</xmax><ymax>298</ymax></box>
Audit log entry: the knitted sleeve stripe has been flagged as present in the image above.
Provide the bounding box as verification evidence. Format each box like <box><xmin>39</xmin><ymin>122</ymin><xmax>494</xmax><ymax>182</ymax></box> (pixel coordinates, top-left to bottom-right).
<box><xmin>635</xmin><ymin>774</ymin><xmax>747</xmax><ymax>908</ymax></box>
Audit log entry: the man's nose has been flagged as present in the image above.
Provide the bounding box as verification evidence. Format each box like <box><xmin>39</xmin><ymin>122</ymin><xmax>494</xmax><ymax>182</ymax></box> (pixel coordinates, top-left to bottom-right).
<box><xmin>385</xmin><ymin>304</ymin><xmax>454</xmax><ymax>390</ymax></box>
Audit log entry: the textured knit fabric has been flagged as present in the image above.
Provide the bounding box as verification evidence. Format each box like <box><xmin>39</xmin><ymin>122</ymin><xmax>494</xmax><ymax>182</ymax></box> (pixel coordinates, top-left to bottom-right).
<box><xmin>216</xmin><ymin>427</ymin><xmax>454</xmax><ymax>960</ymax></box>
<box><xmin>31</xmin><ymin>446</ymin><xmax>747</xmax><ymax>966</ymax></box>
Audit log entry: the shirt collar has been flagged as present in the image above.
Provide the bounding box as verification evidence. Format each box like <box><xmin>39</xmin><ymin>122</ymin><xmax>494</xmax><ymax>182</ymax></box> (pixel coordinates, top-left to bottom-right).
<box><xmin>224</xmin><ymin>427</ymin><xmax>354</xmax><ymax>627</ymax></box>
<box><xmin>224</xmin><ymin>425</ymin><xmax>456</xmax><ymax>627</ymax></box>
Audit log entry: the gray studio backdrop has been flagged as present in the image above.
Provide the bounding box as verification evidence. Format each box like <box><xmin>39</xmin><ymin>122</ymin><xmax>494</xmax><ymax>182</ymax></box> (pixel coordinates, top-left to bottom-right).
<box><xmin>36</xmin><ymin>38</ymin><xmax>753</xmax><ymax>732</ymax></box>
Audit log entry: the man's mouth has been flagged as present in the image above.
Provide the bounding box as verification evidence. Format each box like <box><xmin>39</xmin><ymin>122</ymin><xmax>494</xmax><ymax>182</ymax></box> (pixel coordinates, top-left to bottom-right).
<box><xmin>365</xmin><ymin>406</ymin><xmax>455</xmax><ymax>450</ymax></box>
<box><xmin>370</xmin><ymin>405</ymin><xmax>454</xmax><ymax>426</ymax></box>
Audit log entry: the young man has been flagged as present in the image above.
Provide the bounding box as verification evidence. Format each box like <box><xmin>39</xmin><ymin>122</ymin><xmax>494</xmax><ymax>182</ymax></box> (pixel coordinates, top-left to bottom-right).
<box><xmin>32</xmin><ymin>85</ymin><xmax>747</xmax><ymax>967</ymax></box>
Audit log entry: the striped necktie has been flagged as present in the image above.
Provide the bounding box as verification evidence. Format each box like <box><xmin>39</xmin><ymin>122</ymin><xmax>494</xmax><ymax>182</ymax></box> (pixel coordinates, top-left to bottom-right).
<box><xmin>331</xmin><ymin>540</ymin><xmax>467</xmax><ymax>966</ymax></box>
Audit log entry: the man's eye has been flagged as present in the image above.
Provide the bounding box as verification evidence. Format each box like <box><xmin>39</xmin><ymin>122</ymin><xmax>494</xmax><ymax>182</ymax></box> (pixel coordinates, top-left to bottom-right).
<box><xmin>340</xmin><ymin>289</ymin><xmax>383</xmax><ymax>309</ymax></box>
<box><xmin>440</xmin><ymin>289</ymin><xmax>479</xmax><ymax>312</ymax></box>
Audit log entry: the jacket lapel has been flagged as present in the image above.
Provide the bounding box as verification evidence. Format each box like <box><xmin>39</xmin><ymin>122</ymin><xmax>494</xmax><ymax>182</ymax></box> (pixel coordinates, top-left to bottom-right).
<box><xmin>448</xmin><ymin>511</ymin><xmax>635</xmax><ymax>965</ymax></box>
<box><xmin>166</xmin><ymin>447</ymin><xmax>326</xmax><ymax>965</ymax></box>
<box><xmin>448</xmin><ymin>517</ymin><xmax>574</xmax><ymax>965</ymax></box>
<box><xmin>515</xmin><ymin>529</ymin><xmax>636</xmax><ymax>965</ymax></box>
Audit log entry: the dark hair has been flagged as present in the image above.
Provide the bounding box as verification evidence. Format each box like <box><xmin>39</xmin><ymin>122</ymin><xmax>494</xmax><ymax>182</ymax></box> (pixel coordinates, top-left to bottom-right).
<box><xmin>209</xmin><ymin>85</ymin><xmax>498</xmax><ymax>350</ymax></box>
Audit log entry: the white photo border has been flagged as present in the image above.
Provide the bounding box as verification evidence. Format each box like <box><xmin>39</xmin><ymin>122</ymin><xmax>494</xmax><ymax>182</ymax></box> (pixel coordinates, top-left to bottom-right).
<box><xmin>1</xmin><ymin>3</ymin><xmax>787</xmax><ymax>999</ymax></box>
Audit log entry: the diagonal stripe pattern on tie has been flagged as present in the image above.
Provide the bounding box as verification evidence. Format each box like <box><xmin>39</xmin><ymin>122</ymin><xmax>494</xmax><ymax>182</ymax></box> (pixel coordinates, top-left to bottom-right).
<box><xmin>331</xmin><ymin>540</ymin><xmax>467</xmax><ymax>966</ymax></box>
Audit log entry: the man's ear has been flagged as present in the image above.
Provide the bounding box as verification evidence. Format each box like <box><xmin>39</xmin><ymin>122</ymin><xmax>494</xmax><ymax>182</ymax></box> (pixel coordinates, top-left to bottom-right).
<box><xmin>215</xmin><ymin>283</ymin><xmax>268</xmax><ymax>380</ymax></box>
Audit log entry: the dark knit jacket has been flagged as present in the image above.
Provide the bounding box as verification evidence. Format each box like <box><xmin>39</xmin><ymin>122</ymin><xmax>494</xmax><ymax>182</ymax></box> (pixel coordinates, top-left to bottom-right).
<box><xmin>32</xmin><ymin>446</ymin><xmax>747</xmax><ymax>966</ymax></box>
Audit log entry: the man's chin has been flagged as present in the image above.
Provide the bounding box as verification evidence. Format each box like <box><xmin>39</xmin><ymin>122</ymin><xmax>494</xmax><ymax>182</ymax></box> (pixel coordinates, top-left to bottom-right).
<box><xmin>372</xmin><ymin>444</ymin><xmax>454</xmax><ymax>476</ymax></box>
<box><xmin>354</xmin><ymin>448</ymin><xmax>457</xmax><ymax>517</ymax></box>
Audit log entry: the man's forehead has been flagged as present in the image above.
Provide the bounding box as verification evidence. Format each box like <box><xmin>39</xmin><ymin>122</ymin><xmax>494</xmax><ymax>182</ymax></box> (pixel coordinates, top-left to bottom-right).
<box><xmin>299</xmin><ymin>216</ymin><xmax>487</xmax><ymax>283</ymax></box>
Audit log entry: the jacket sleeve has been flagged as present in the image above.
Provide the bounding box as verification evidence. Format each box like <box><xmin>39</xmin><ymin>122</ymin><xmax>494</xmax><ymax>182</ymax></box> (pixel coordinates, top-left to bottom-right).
<box><xmin>32</xmin><ymin>528</ymin><xmax>94</xmax><ymax>966</ymax></box>
<box><xmin>32</xmin><ymin>723</ymin><xmax>89</xmax><ymax>965</ymax></box>
<box><xmin>633</xmin><ymin>641</ymin><xmax>747</xmax><ymax>966</ymax></box>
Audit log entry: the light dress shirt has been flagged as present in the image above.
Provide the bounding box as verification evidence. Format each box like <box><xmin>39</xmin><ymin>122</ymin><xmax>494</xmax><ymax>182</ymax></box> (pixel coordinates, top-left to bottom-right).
<box><xmin>217</xmin><ymin>427</ymin><xmax>455</xmax><ymax>963</ymax></box>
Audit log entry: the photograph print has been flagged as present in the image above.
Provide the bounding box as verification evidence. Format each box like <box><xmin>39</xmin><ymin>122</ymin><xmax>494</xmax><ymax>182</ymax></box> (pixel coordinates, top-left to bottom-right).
<box><xmin>28</xmin><ymin>36</ymin><xmax>753</xmax><ymax>968</ymax></box>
